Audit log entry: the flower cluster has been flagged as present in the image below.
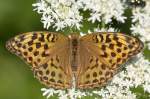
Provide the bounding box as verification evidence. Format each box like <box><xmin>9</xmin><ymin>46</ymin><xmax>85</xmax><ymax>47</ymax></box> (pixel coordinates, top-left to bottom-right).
<box><xmin>93</xmin><ymin>53</ymin><xmax>150</xmax><ymax>99</ymax></box>
<box><xmin>32</xmin><ymin>0</ymin><xmax>150</xmax><ymax>99</ymax></box>
<box><xmin>33</xmin><ymin>0</ymin><xmax>126</xmax><ymax>31</ymax></box>
<box><xmin>33</xmin><ymin>0</ymin><xmax>83</xmax><ymax>31</ymax></box>
<box><xmin>130</xmin><ymin>1</ymin><xmax>150</xmax><ymax>49</ymax></box>
<box><xmin>80</xmin><ymin>0</ymin><xmax>126</xmax><ymax>24</ymax></box>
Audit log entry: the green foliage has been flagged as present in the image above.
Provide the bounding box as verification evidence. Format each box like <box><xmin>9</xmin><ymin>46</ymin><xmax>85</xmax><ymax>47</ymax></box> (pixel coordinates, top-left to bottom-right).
<box><xmin>131</xmin><ymin>86</ymin><xmax>150</xmax><ymax>99</ymax></box>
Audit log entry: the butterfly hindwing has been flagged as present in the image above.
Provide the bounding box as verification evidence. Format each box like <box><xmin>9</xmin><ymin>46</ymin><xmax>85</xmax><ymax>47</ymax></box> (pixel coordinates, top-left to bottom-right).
<box><xmin>6</xmin><ymin>31</ymin><xmax>72</xmax><ymax>89</ymax></box>
<box><xmin>76</xmin><ymin>32</ymin><xmax>143</xmax><ymax>89</ymax></box>
<box><xmin>34</xmin><ymin>55</ymin><xmax>72</xmax><ymax>89</ymax></box>
<box><xmin>76</xmin><ymin>55</ymin><xmax>114</xmax><ymax>89</ymax></box>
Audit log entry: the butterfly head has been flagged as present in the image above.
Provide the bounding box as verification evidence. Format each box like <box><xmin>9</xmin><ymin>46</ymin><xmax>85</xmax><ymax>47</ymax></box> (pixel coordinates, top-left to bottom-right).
<box><xmin>68</xmin><ymin>33</ymin><xmax>81</xmax><ymax>39</ymax></box>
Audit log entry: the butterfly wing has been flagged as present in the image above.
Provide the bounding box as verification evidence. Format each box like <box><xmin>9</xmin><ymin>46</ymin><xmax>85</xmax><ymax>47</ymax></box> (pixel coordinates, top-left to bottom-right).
<box><xmin>6</xmin><ymin>32</ymin><xmax>72</xmax><ymax>89</ymax></box>
<box><xmin>76</xmin><ymin>32</ymin><xmax>143</xmax><ymax>89</ymax></box>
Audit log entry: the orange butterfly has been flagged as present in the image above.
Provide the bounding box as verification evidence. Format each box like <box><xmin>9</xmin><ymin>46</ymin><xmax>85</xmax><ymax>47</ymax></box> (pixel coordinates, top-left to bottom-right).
<box><xmin>6</xmin><ymin>32</ymin><xmax>143</xmax><ymax>89</ymax></box>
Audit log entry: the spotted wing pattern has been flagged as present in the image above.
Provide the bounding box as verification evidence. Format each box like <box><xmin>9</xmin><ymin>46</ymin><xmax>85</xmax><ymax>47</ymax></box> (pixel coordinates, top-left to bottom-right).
<box><xmin>6</xmin><ymin>32</ymin><xmax>72</xmax><ymax>89</ymax></box>
<box><xmin>76</xmin><ymin>32</ymin><xmax>143</xmax><ymax>89</ymax></box>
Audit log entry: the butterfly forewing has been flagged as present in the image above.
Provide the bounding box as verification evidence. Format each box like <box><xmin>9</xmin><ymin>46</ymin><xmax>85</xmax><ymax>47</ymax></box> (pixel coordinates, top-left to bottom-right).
<box><xmin>6</xmin><ymin>32</ymin><xmax>72</xmax><ymax>89</ymax></box>
<box><xmin>76</xmin><ymin>32</ymin><xmax>143</xmax><ymax>89</ymax></box>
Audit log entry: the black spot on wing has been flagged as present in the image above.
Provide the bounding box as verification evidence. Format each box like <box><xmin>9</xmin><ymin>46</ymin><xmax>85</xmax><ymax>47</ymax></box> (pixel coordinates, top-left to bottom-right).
<box><xmin>47</xmin><ymin>33</ymin><xmax>51</xmax><ymax>42</ymax></box>
<box><xmin>116</xmin><ymin>41</ymin><xmax>122</xmax><ymax>47</ymax></box>
<box><xmin>86</xmin><ymin>74</ymin><xmax>90</xmax><ymax>79</ymax></box>
<box><xmin>36</xmin><ymin>43</ymin><xmax>41</xmax><ymax>48</ymax></box>
<box><xmin>39</xmin><ymin>33</ymin><xmax>45</xmax><ymax>42</ymax></box>
<box><xmin>46</xmin><ymin>70</ymin><xmax>50</xmax><ymax>75</ymax></box>
<box><xmin>117</xmin><ymin>48</ymin><xmax>121</xmax><ymax>53</ymax></box>
<box><xmin>19</xmin><ymin>34</ymin><xmax>25</xmax><ymax>41</ymax></box>
<box><xmin>43</xmin><ymin>76</ymin><xmax>48</xmax><ymax>80</ymax></box>
<box><xmin>44</xmin><ymin>44</ymin><xmax>49</xmax><ymax>49</ymax></box>
<box><xmin>28</xmin><ymin>40</ymin><xmax>33</xmax><ymax>46</ymax></box>
<box><xmin>23</xmin><ymin>52</ymin><xmax>28</xmax><ymax>56</ymax></box>
<box><xmin>99</xmin><ymin>34</ymin><xmax>104</xmax><ymax>42</ymax></box>
<box><xmin>32</xmin><ymin>33</ymin><xmax>38</xmax><ymax>40</ymax></box>
<box><xmin>109</xmin><ymin>43</ymin><xmax>114</xmax><ymax>49</ymax></box>
<box><xmin>111</xmin><ymin>52</ymin><xmax>116</xmax><ymax>57</ymax></box>
<box><xmin>16</xmin><ymin>43</ymin><xmax>22</xmax><ymax>48</ymax></box>
<box><xmin>28</xmin><ymin>47</ymin><xmax>33</xmax><ymax>52</ymax></box>
<box><xmin>101</xmin><ymin>45</ymin><xmax>106</xmax><ymax>50</ymax></box>
<box><xmin>101</xmin><ymin>64</ymin><xmax>106</xmax><ymax>70</ymax></box>
<box><xmin>42</xmin><ymin>63</ymin><xmax>48</xmax><ymax>69</ymax></box>
<box><xmin>51</xmin><ymin>71</ymin><xmax>55</xmax><ymax>77</ymax></box>
<box><xmin>34</xmin><ymin>51</ymin><xmax>39</xmax><ymax>56</ymax></box>
<box><xmin>105</xmin><ymin>34</ymin><xmax>111</xmax><ymax>43</ymax></box>
<box><xmin>113</xmin><ymin>35</ymin><xmax>119</xmax><ymax>41</ymax></box>
<box><xmin>101</xmin><ymin>52</ymin><xmax>108</xmax><ymax>58</ymax></box>
<box><xmin>42</xmin><ymin>52</ymin><xmax>49</xmax><ymax>57</ymax></box>
<box><xmin>93</xmin><ymin>72</ymin><xmax>97</xmax><ymax>77</ymax></box>
<box><xmin>50</xmin><ymin>78</ymin><xmax>55</xmax><ymax>82</ymax></box>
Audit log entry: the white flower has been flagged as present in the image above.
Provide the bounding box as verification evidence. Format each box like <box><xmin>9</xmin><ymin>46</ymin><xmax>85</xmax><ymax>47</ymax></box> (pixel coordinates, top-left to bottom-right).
<box><xmin>131</xmin><ymin>0</ymin><xmax>150</xmax><ymax>49</ymax></box>
<box><xmin>33</xmin><ymin>0</ymin><xmax>83</xmax><ymax>31</ymax></box>
<box><xmin>41</xmin><ymin>15</ymin><xmax>54</xmax><ymax>29</ymax></box>
<box><xmin>87</xmin><ymin>27</ymin><xmax>119</xmax><ymax>34</ymax></box>
<box><xmin>80</xmin><ymin>0</ymin><xmax>126</xmax><ymax>24</ymax></box>
<box><xmin>143</xmin><ymin>82</ymin><xmax>150</xmax><ymax>93</ymax></box>
<box><xmin>88</xmin><ymin>12</ymin><xmax>101</xmax><ymax>23</ymax></box>
<box><xmin>32</xmin><ymin>0</ymin><xmax>48</xmax><ymax>14</ymax></box>
<box><xmin>93</xmin><ymin>27</ymin><xmax>118</xmax><ymax>33</ymax></box>
<box><xmin>33</xmin><ymin>0</ymin><xmax>126</xmax><ymax>31</ymax></box>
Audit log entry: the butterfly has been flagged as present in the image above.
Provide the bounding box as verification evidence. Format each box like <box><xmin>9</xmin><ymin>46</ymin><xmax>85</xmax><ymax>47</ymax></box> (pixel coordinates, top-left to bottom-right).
<box><xmin>6</xmin><ymin>32</ymin><xmax>143</xmax><ymax>89</ymax></box>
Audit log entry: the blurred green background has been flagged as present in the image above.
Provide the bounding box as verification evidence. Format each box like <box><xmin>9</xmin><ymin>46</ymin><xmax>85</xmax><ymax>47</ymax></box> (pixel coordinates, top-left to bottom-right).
<box><xmin>0</xmin><ymin>0</ymin><xmax>150</xmax><ymax>99</ymax></box>
<box><xmin>0</xmin><ymin>0</ymin><xmax>46</xmax><ymax>99</ymax></box>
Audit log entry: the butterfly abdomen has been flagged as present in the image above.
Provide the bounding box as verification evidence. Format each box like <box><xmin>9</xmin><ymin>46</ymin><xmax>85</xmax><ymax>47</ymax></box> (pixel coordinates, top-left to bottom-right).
<box><xmin>71</xmin><ymin>39</ymin><xmax>79</xmax><ymax>72</ymax></box>
<box><xmin>69</xmin><ymin>34</ymin><xmax>80</xmax><ymax>72</ymax></box>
